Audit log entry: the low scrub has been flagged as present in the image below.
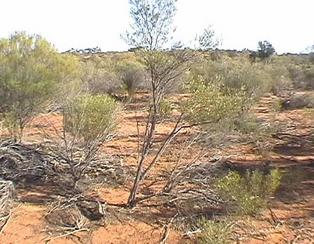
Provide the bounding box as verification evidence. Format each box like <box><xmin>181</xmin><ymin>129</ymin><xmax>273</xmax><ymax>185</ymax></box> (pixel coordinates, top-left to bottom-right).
<box><xmin>52</xmin><ymin>94</ymin><xmax>120</xmax><ymax>188</ymax></box>
<box><xmin>189</xmin><ymin>57</ymin><xmax>273</xmax><ymax>101</ymax></box>
<box><xmin>63</xmin><ymin>94</ymin><xmax>119</xmax><ymax>143</ymax></box>
<box><xmin>183</xmin><ymin>78</ymin><xmax>246</xmax><ymax>124</ymax></box>
<box><xmin>197</xmin><ymin>218</ymin><xmax>233</xmax><ymax>244</ymax></box>
<box><xmin>159</xmin><ymin>99</ymin><xmax>173</xmax><ymax>120</ymax></box>
<box><xmin>288</xmin><ymin>63</ymin><xmax>314</xmax><ymax>90</ymax></box>
<box><xmin>216</xmin><ymin>169</ymin><xmax>281</xmax><ymax>215</ymax></box>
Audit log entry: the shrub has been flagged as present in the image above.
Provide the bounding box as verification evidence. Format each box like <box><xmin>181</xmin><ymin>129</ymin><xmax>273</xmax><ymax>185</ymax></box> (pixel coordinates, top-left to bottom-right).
<box><xmin>0</xmin><ymin>32</ymin><xmax>79</xmax><ymax>140</ymax></box>
<box><xmin>63</xmin><ymin>94</ymin><xmax>119</xmax><ymax>143</ymax></box>
<box><xmin>257</xmin><ymin>40</ymin><xmax>276</xmax><ymax>60</ymax></box>
<box><xmin>180</xmin><ymin>77</ymin><xmax>259</xmax><ymax>148</ymax></box>
<box><xmin>197</xmin><ymin>218</ymin><xmax>233</xmax><ymax>244</ymax></box>
<box><xmin>158</xmin><ymin>99</ymin><xmax>172</xmax><ymax>119</ymax></box>
<box><xmin>262</xmin><ymin>59</ymin><xmax>291</xmax><ymax>95</ymax></box>
<box><xmin>81</xmin><ymin>58</ymin><xmax>121</xmax><ymax>95</ymax></box>
<box><xmin>303</xmin><ymin>66</ymin><xmax>314</xmax><ymax>89</ymax></box>
<box><xmin>189</xmin><ymin>57</ymin><xmax>272</xmax><ymax>101</ymax></box>
<box><xmin>198</xmin><ymin>26</ymin><xmax>221</xmax><ymax>51</ymax></box>
<box><xmin>116</xmin><ymin>60</ymin><xmax>146</xmax><ymax>99</ymax></box>
<box><xmin>184</xmin><ymin>66</ymin><xmax>279</xmax><ymax>151</ymax></box>
<box><xmin>287</xmin><ymin>62</ymin><xmax>314</xmax><ymax>90</ymax></box>
<box><xmin>232</xmin><ymin>114</ymin><xmax>277</xmax><ymax>155</ymax></box>
<box><xmin>216</xmin><ymin>169</ymin><xmax>281</xmax><ymax>215</ymax></box>
<box><xmin>52</xmin><ymin>94</ymin><xmax>120</xmax><ymax>188</ymax></box>
<box><xmin>309</xmin><ymin>53</ymin><xmax>314</xmax><ymax>64</ymax></box>
<box><xmin>183</xmin><ymin>78</ymin><xmax>246</xmax><ymax>125</ymax></box>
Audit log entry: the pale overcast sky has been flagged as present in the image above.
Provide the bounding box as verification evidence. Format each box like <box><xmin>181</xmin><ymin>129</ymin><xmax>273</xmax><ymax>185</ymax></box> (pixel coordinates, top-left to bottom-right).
<box><xmin>0</xmin><ymin>0</ymin><xmax>313</xmax><ymax>53</ymax></box>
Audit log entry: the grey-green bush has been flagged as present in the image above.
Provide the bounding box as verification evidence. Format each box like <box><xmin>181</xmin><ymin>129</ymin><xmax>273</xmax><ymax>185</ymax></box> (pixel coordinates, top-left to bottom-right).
<box><xmin>0</xmin><ymin>32</ymin><xmax>79</xmax><ymax>140</ymax></box>
<box><xmin>216</xmin><ymin>169</ymin><xmax>281</xmax><ymax>215</ymax></box>
<box><xmin>63</xmin><ymin>94</ymin><xmax>119</xmax><ymax>143</ymax></box>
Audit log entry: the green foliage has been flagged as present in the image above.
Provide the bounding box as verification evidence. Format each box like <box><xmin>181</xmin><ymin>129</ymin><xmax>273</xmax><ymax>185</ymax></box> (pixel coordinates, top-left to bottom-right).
<box><xmin>216</xmin><ymin>169</ymin><xmax>281</xmax><ymax>215</ymax></box>
<box><xmin>233</xmin><ymin>114</ymin><xmax>277</xmax><ymax>155</ymax></box>
<box><xmin>183</xmin><ymin>78</ymin><xmax>246</xmax><ymax>125</ymax></box>
<box><xmin>125</xmin><ymin>0</ymin><xmax>177</xmax><ymax>49</ymax></box>
<box><xmin>0</xmin><ymin>32</ymin><xmax>79</xmax><ymax>140</ymax></box>
<box><xmin>197</xmin><ymin>218</ymin><xmax>233</xmax><ymax>244</ymax></box>
<box><xmin>189</xmin><ymin>57</ymin><xmax>273</xmax><ymax>100</ymax></box>
<box><xmin>198</xmin><ymin>26</ymin><xmax>221</xmax><ymax>51</ymax></box>
<box><xmin>185</xmin><ymin>57</ymin><xmax>282</xmax><ymax>149</ymax></box>
<box><xmin>63</xmin><ymin>94</ymin><xmax>119</xmax><ymax>143</ymax></box>
<box><xmin>159</xmin><ymin>99</ymin><xmax>172</xmax><ymax>119</ymax></box>
<box><xmin>257</xmin><ymin>40</ymin><xmax>276</xmax><ymax>60</ymax></box>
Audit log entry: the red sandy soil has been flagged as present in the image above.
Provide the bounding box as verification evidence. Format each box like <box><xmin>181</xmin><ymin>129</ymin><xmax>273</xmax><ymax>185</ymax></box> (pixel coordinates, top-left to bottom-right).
<box><xmin>0</xmin><ymin>92</ymin><xmax>313</xmax><ymax>243</ymax></box>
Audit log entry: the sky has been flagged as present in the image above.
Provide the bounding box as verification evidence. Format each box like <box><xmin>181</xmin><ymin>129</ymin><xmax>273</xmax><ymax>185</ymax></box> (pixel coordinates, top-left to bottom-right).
<box><xmin>0</xmin><ymin>0</ymin><xmax>313</xmax><ymax>53</ymax></box>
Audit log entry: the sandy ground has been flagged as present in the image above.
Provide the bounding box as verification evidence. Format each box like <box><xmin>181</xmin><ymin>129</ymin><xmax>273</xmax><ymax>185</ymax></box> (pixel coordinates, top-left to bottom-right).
<box><xmin>0</xmin><ymin>92</ymin><xmax>313</xmax><ymax>243</ymax></box>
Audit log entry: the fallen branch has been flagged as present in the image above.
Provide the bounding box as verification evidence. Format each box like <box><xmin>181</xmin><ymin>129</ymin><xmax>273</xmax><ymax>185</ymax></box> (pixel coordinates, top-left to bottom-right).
<box><xmin>159</xmin><ymin>213</ymin><xmax>178</xmax><ymax>244</ymax></box>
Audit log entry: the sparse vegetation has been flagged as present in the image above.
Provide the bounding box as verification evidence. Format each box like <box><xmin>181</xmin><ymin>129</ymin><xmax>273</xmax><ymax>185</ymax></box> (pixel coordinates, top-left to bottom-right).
<box><xmin>198</xmin><ymin>26</ymin><xmax>221</xmax><ymax>51</ymax></box>
<box><xmin>197</xmin><ymin>218</ymin><xmax>233</xmax><ymax>244</ymax></box>
<box><xmin>52</xmin><ymin>94</ymin><xmax>119</xmax><ymax>189</ymax></box>
<box><xmin>183</xmin><ymin>78</ymin><xmax>246</xmax><ymax>124</ymax></box>
<box><xmin>0</xmin><ymin>2</ymin><xmax>313</xmax><ymax>243</ymax></box>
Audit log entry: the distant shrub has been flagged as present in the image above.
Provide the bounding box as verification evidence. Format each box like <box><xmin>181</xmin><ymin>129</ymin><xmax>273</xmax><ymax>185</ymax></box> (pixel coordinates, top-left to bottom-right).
<box><xmin>216</xmin><ymin>169</ymin><xmax>281</xmax><ymax>215</ymax></box>
<box><xmin>257</xmin><ymin>40</ymin><xmax>276</xmax><ymax>61</ymax></box>
<box><xmin>189</xmin><ymin>58</ymin><xmax>272</xmax><ymax>101</ymax></box>
<box><xmin>223</xmin><ymin>62</ymin><xmax>272</xmax><ymax>98</ymax></box>
<box><xmin>116</xmin><ymin>60</ymin><xmax>146</xmax><ymax>99</ymax></box>
<box><xmin>81</xmin><ymin>59</ymin><xmax>121</xmax><ymax>95</ymax></box>
<box><xmin>303</xmin><ymin>66</ymin><xmax>314</xmax><ymax>89</ymax></box>
<box><xmin>288</xmin><ymin>62</ymin><xmax>314</xmax><ymax>90</ymax></box>
<box><xmin>309</xmin><ymin>53</ymin><xmax>314</xmax><ymax>64</ymax></box>
<box><xmin>197</xmin><ymin>26</ymin><xmax>221</xmax><ymax>51</ymax></box>
<box><xmin>262</xmin><ymin>59</ymin><xmax>291</xmax><ymax>95</ymax></box>
<box><xmin>197</xmin><ymin>218</ymin><xmax>233</xmax><ymax>244</ymax></box>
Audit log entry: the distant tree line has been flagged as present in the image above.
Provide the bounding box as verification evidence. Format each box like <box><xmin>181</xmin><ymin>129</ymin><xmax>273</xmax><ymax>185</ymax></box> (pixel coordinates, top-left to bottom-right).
<box><xmin>64</xmin><ymin>46</ymin><xmax>102</xmax><ymax>54</ymax></box>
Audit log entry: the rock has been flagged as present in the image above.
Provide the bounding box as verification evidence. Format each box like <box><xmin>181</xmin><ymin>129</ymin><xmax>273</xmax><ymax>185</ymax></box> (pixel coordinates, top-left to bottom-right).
<box><xmin>76</xmin><ymin>200</ymin><xmax>106</xmax><ymax>221</ymax></box>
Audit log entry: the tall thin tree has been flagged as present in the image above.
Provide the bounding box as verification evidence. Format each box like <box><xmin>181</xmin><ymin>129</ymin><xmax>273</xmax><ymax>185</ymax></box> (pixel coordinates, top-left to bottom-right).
<box><xmin>124</xmin><ymin>0</ymin><xmax>194</xmax><ymax>207</ymax></box>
